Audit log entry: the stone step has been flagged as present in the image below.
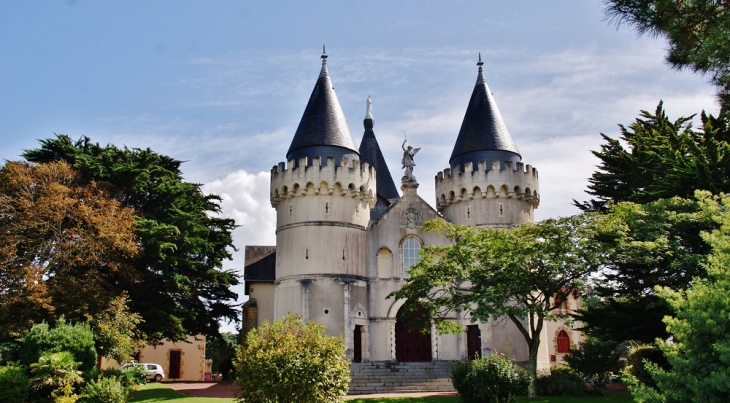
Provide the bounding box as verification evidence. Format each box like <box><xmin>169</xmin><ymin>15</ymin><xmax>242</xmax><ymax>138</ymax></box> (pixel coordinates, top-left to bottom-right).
<box><xmin>348</xmin><ymin>361</ymin><xmax>455</xmax><ymax>395</ymax></box>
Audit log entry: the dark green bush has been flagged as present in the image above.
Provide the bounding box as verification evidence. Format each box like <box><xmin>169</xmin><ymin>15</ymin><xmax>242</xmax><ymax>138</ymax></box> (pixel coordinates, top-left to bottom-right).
<box><xmin>451</xmin><ymin>352</ymin><xmax>531</xmax><ymax>403</ymax></box>
<box><xmin>535</xmin><ymin>365</ymin><xmax>586</xmax><ymax>396</ymax></box>
<box><xmin>0</xmin><ymin>341</ymin><xmax>21</xmax><ymax>365</ymax></box>
<box><xmin>627</xmin><ymin>343</ymin><xmax>670</xmax><ymax>388</ymax></box>
<box><xmin>0</xmin><ymin>364</ymin><xmax>30</xmax><ymax>403</ymax></box>
<box><xmin>79</xmin><ymin>376</ymin><xmax>128</xmax><ymax>403</ymax></box>
<box><xmin>20</xmin><ymin>318</ymin><xmax>97</xmax><ymax>371</ymax></box>
<box><xmin>564</xmin><ymin>337</ymin><xmax>624</xmax><ymax>394</ymax></box>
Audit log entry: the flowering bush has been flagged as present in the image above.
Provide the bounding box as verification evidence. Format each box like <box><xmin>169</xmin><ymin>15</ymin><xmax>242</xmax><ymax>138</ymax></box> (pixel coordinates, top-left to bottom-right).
<box><xmin>451</xmin><ymin>352</ymin><xmax>530</xmax><ymax>403</ymax></box>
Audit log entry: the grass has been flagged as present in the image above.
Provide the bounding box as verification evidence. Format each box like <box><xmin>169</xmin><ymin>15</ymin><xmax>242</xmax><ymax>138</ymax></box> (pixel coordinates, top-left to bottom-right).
<box><xmin>129</xmin><ymin>382</ymin><xmax>236</xmax><ymax>403</ymax></box>
<box><xmin>130</xmin><ymin>383</ymin><xmax>634</xmax><ymax>403</ymax></box>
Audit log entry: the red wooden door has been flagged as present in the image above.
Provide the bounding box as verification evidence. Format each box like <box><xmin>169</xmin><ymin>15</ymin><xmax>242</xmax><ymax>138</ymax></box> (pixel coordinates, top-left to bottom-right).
<box><xmin>395</xmin><ymin>305</ymin><xmax>432</xmax><ymax>362</ymax></box>
<box><xmin>466</xmin><ymin>325</ymin><xmax>481</xmax><ymax>360</ymax></box>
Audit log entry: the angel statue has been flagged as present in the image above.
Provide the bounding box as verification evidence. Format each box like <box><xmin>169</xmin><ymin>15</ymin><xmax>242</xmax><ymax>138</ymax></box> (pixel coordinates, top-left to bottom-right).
<box><xmin>401</xmin><ymin>138</ymin><xmax>420</xmax><ymax>183</ymax></box>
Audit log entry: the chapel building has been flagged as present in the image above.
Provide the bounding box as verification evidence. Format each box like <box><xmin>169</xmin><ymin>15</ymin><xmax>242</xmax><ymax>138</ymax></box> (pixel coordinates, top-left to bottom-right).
<box><xmin>242</xmin><ymin>51</ymin><xmax>581</xmax><ymax>387</ymax></box>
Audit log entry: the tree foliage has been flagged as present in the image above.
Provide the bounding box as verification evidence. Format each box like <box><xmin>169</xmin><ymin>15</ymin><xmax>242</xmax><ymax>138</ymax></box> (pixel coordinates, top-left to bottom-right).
<box><xmin>389</xmin><ymin>215</ymin><xmax>608</xmax><ymax>397</ymax></box>
<box><xmin>576</xmin><ymin>196</ymin><xmax>716</xmax><ymax>342</ymax></box>
<box><xmin>23</xmin><ymin>135</ymin><xmax>239</xmax><ymax>341</ymax></box>
<box><xmin>89</xmin><ymin>294</ymin><xmax>145</xmax><ymax>364</ymax></box>
<box><xmin>604</xmin><ymin>0</ymin><xmax>730</xmax><ymax>111</ymax></box>
<box><xmin>625</xmin><ymin>192</ymin><xmax>730</xmax><ymax>402</ymax></box>
<box><xmin>574</xmin><ymin>103</ymin><xmax>729</xmax><ymax>343</ymax></box>
<box><xmin>0</xmin><ymin>161</ymin><xmax>138</xmax><ymax>338</ymax></box>
<box><xmin>579</xmin><ymin>102</ymin><xmax>730</xmax><ymax>206</ymax></box>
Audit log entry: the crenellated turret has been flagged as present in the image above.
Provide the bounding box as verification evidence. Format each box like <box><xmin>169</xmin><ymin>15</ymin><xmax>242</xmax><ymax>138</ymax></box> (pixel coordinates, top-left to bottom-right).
<box><xmin>270</xmin><ymin>156</ymin><xmax>377</xmax><ymax>215</ymax></box>
<box><xmin>437</xmin><ymin>56</ymin><xmax>539</xmax><ymax>226</ymax></box>
<box><xmin>272</xmin><ymin>50</ymin><xmax>372</xmax><ymax>349</ymax></box>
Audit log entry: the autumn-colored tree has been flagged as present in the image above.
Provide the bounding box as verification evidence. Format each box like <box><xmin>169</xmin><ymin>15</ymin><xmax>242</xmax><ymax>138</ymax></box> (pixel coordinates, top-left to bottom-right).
<box><xmin>0</xmin><ymin>161</ymin><xmax>138</xmax><ymax>338</ymax></box>
<box><xmin>24</xmin><ymin>135</ymin><xmax>239</xmax><ymax>341</ymax></box>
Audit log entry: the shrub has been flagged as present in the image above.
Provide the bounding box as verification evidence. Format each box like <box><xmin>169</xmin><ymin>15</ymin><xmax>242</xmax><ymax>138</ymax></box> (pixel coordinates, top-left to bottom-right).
<box><xmin>626</xmin><ymin>343</ymin><xmax>670</xmax><ymax>388</ymax></box>
<box><xmin>79</xmin><ymin>376</ymin><xmax>128</xmax><ymax>403</ymax></box>
<box><xmin>20</xmin><ymin>318</ymin><xmax>97</xmax><ymax>372</ymax></box>
<box><xmin>29</xmin><ymin>351</ymin><xmax>83</xmax><ymax>402</ymax></box>
<box><xmin>117</xmin><ymin>365</ymin><xmax>147</xmax><ymax>388</ymax></box>
<box><xmin>535</xmin><ymin>365</ymin><xmax>586</xmax><ymax>396</ymax></box>
<box><xmin>0</xmin><ymin>341</ymin><xmax>21</xmax><ymax>365</ymax></box>
<box><xmin>451</xmin><ymin>352</ymin><xmax>531</xmax><ymax>403</ymax></box>
<box><xmin>564</xmin><ymin>337</ymin><xmax>624</xmax><ymax>394</ymax></box>
<box><xmin>0</xmin><ymin>364</ymin><xmax>30</xmax><ymax>403</ymax></box>
<box><xmin>233</xmin><ymin>313</ymin><xmax>350</xmax><ymax>403</ymax></box>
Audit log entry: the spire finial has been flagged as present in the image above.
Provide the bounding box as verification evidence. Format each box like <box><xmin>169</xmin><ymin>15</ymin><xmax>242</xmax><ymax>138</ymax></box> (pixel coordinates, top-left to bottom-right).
<box><xmin>476</xmin><ymin>52</ymin><xmax>486</xmax><ymax>83</ymax></box>
<box><xmin>319</xmin><ymin>45</ymin><xmax>329</xmax><ymax>77</ymax></box>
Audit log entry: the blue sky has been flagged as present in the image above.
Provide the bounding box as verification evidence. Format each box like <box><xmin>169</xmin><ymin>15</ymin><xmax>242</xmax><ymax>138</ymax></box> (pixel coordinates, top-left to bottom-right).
<box><xmin>1</xmin><ymin>1</ymin><xmax>719</xmax><ymax>330</ymax></box>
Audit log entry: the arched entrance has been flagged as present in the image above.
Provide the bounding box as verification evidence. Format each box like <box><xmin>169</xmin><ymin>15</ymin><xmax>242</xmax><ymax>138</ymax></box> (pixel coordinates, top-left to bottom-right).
<box><xmin>395</xmin><ymin>305</ymin><xmax>432</xmax><ymax>362</ymax></box>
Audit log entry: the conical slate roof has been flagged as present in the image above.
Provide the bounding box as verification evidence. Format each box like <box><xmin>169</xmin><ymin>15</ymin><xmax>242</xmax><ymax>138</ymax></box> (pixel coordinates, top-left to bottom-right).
<box><xmin>359</xmin><ymin>102</ymin><xmax>399</xmax><ymax>201</ymax></box>
<box><xmin>449</xmin><ymin>56</ymin><xmax>521</xmax><ymax>169</ymax></box>
<box><xmin>286</xmin><ymin>51</ymin><xmax>359</xmax><ymax>164</ymax></box>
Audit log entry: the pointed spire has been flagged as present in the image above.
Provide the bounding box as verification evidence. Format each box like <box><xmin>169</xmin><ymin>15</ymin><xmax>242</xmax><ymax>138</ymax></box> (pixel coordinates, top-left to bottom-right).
<box><xmin>320</xmin><ymin>45</ymin><xmax>329</xmax><ymax>77</ymax></box>
<box><xmin>476</xmin><ymin>52</ymin><xmax>486</xmax><ymax>84</ymax></box>
<box><xmin>286</xmin><ymin>50</ymin><xmax>359</xmax><ymax>165</ymax></box>
<box><xmin>359</xmin><ymin>96</ymin><xmax>399</xmax><ymax>218</ymax></box>
<box><xmin>449</xmin><ymin>54</ymin><xmax>521</xmax><ymax>170</ymax></box>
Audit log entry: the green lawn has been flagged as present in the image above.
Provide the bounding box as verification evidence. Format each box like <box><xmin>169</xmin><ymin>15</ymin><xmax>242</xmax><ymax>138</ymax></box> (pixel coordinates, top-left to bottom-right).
<box><xmin>130</xmin><ymin>383</ymin><xmax>634</xmax><ymax>403</ymax></box>
<box><xmin>129</xmin><ymin>383</ymin><xmax>236</xmax><ymax>403</ymax></box>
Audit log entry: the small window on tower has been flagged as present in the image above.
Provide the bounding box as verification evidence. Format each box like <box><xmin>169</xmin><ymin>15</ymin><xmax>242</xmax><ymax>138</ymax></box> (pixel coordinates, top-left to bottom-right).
<box><xmin>289</xmin><ymin>204</ymin><xmax>293</xmax><ymax>218</ymax></box>
<box><xmin>342</xmin><ymin>249</ymin><xmax>347</xmax><ymax>262</ymax></box>
<box><xmin>304</xmin><ymin>248</ymin><xmax>309</xmax><ymax>260</ymax></box>
<box><xmin>324</xmin><ymin>202</ymin><xmax>330</xmax><ymax>215</ymax></box>
<box><xmin>499</xmin><ymin>203</ymin><xmax>504</xmax><ymax>217</ymax></box>
<box><xmin>466</xmin><ymin>206</ymin><xmax>471</xmax><ymax>220</ymax></box>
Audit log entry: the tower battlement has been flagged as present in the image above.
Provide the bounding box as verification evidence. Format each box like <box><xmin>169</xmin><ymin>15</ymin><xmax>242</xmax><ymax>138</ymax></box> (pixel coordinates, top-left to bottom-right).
<box><xmin>270</xmin><ymin>156</ymin><xmax>377</xmax><ymax>208</ymax></box>
<box><xmin>435</xmin><ymin>160</ymin><xmax>540</xmax><ymax>212</ymax></box>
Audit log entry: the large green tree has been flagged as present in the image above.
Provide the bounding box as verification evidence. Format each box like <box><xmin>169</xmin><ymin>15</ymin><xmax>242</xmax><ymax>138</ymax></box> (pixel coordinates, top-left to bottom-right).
<box><xmin>625</xmin><ymin>192</ymin><xmax>730</xmax><ymax>402</ymax></box>
<box><xmin>574</xmin><ymin>103</ymin><xmax>729</xmax><ymax>343</ymax></box>
<box><xmin>389</xmin><ymin>215</ymin><xmax>607</xmax><ymax>398</ymax></box>
<box><xmin>604</xmin><ymin>0</ymin><xmax>730</xmax><ymax>111</ymax></box>
<box><xmin>0</xmin><ymin>161</ymin><xmax>139</xmax><ymax>338</ymax></box>
<box><xmin>23</xmin><ymin>135</ymin><xmax>239</xmax><ymax>341</ymax></box>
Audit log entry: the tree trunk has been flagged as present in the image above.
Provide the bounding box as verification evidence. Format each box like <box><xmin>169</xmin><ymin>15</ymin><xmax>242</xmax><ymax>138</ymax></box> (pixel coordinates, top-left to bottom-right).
<box><xmin>527</xmin><ymin>335</ymin><xmax>541</xmax><ymax>398</ymax></box>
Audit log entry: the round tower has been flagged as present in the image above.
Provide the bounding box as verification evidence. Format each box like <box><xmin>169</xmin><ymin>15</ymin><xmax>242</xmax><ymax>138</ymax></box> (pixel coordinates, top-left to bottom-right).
<box><xmin>270</xmin><ymin>50</ymin><xmax>376</xmax><ymax>347</ymax></box>
<box><xmin>436</xmin><ymin>56</ymin><xmax>539</xmax><ymax>226</ymax></box>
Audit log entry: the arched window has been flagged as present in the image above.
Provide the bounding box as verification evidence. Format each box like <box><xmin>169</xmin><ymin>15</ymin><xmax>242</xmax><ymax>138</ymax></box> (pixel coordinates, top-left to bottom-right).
<box><xmin>557</xmin><ymin>330</ymin><xmax>570</xmax><ymax>353</ymax></box>
<box><xmin>402</xmin><ymin>238</ymin><xmax>421</xmax><ymax>278</ymax></box>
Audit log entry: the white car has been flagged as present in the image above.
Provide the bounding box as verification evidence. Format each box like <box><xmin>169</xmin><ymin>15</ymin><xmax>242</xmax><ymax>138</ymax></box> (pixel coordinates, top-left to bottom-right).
<box><xmin>120</xmin><ymin>362</ymin><xmax>165</xmax><ymax>382</ymax></box>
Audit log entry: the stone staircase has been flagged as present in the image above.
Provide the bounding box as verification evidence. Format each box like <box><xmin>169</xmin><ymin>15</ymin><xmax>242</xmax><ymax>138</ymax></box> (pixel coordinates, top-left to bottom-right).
<box><xmin>348</xmin><ymin>361</ymin><xmax>455</xmax><ymax>395</ymax></box>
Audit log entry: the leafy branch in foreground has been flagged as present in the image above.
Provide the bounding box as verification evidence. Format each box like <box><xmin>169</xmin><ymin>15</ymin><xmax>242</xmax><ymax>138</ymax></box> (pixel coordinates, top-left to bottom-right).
<box><xmin>389</xmin><ymin>214</ymin><xmax>609</xmax><ymax>398</ymax></box>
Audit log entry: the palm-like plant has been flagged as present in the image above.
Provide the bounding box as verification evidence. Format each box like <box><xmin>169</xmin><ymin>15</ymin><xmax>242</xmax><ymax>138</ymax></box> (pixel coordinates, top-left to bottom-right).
<box><xmin>29</xmin><ymin>351</ymin><xmax>83</xmax><ymax>401</ymax></box>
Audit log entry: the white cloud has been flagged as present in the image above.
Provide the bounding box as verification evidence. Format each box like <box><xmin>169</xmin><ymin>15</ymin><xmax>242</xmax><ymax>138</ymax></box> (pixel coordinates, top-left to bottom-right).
<box><xmin>203</xmin><ymin>169</ymin><xmax>276</xmax><ymax>332</ymax></box>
